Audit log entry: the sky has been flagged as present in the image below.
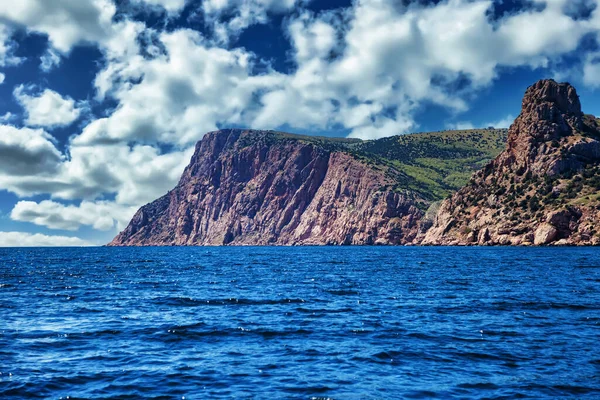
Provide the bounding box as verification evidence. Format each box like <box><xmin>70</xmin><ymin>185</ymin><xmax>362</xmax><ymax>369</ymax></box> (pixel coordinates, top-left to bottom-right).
<box><xmin>0</xmin><ymin>0</ymin><xmax>599</xmax><ymax>246</ymax></box>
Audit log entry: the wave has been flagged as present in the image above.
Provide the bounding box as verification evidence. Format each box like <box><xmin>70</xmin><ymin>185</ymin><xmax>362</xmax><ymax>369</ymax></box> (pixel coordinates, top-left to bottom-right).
<box><xmin>151</xmin><ymin>296</ymin><xmax>309</xmax><ymax>307</ymax></box>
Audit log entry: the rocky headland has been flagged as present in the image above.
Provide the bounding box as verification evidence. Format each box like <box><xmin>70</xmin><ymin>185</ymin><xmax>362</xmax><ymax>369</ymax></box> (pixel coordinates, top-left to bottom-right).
<box><xmin>110</xmin><ymin>79</ymin><xmax>600</xmax><ymax>246</ymax></box>
<box><xmin>110</xmin><ymin>130</ymin><xmax>426</xmax><ymax>245</ymax></box>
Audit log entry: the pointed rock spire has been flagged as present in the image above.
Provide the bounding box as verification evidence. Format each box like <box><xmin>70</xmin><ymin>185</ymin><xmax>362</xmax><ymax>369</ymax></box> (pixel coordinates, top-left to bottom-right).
<box><xmin>521</xmin><ymin>79</ymin><xmax>582</xmax><ymax>117</ymax></box>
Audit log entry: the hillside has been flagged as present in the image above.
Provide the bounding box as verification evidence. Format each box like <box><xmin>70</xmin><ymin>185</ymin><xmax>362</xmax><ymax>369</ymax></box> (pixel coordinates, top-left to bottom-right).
<box><xmin>353</xmin><ymin>128</ymin><xmax>507</xmax><ymax>200</ymax></box>
<box><xmin>266</xmin><ymin>128</ymin><xmax>508</xmax><ymax>201</ymax></box>
<box><xmin>109</xmin><ymin>128</ymin><xmax>506</xmax><ymax>246</ymax></box>
<box><xmin>423</xmin><ymin>80</ymin><xmax>600</xmax><ymax>246</ymax></box>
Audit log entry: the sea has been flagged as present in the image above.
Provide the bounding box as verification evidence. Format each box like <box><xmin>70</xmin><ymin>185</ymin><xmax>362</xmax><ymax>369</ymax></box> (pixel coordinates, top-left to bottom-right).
<box><xmin>0</xmin><ymin>247</ymin><xmax>599</xmax><ymax>399</ymax></box>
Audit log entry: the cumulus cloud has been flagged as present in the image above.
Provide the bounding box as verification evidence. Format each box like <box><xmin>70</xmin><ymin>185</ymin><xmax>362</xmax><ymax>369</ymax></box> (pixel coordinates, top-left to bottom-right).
<box><xmin>583</xmin><ymin>52</ymin><xmax>600</xmax><ymax>87</ymax></box>
<box><xmin>282</xmin><ymin>0</ymin><xmax>598</xmax><ymax>138</ymax></box>
<box><xmin>57</xmin><ymin>144</ymin><xmax>195</xmax><ymax>205</ymax></box>
<box><xmin>10</xmin><ymin>200</ymin><xmax>138</xmax><ymax>231</ymax></box>
<box><xmin>0</xmin><ymin>125</ymin><xmax>62</xmax><ymax>177</ymax></box>
<box><xmin>82</xmin><ymin>29</ymin><xmax>286</xmax><ymax>146</ymax></box>
<box><xmin>0</xmin><ymin>231</ymin><xmax>92</xmax><ymax>247</ymax></box>
<box><xmin>17</xmin><ymin>0</ymin><xmax>598</xmax><ymax>146</ymax></box>
<box><xmin>0</xmin><ymin>72</ymin><xmax>4</xmax><ymax>84</ymax></box>
<box><xmin>0</xmin><ymin>141</ymin><xmax>194</xmax><ymax>207</ymax></box>
<box><xmin>0</xmin><ymin>118</ymin><xmax>193</xmax><ymax>216</ymax></box>
<box><xmin>0</xmin><ymin>0</ymin><xmax>118</xmax><ymax>53</ymax></box>
<box><xmin>14</xmin><ymin>85</ymin><xmax>82</xmax><ymax>128</ymax></box>
<box><xmin>0</xmin><ymin>113</ymin><xmax>15</xmax><ymax>123</ymax></box>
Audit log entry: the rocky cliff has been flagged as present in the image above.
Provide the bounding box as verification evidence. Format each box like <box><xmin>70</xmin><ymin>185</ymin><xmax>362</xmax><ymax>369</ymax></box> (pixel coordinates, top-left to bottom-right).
<box><xmin>109</xmin><ymin>130</ymin><xmax>426</xmax><ymax>246</ymax></box>
<box><xmin>111</xmin><ymin>80</ymin><xmax>600</xmax><ymax>247</ymax></box>
<box><xmin>423</xmin><ymin>80</ymin><xmax>600</xmax><ymax>245</ymax></box>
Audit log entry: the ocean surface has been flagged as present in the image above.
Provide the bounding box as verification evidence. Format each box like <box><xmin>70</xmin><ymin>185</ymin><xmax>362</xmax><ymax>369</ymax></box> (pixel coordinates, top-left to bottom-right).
<box><xmin>1</xmin><ymin>247</ymin><xmax>599</xmax><ymax>399</ymax></box>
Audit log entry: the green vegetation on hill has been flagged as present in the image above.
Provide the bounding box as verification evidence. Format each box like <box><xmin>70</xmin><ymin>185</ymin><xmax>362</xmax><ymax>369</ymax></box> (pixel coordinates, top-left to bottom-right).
<box><xmin>266</xmin><ymin>128</ymin><xmax>508</xmax><ymax>201</ymax></box>
<box><xmin>354</xmin><ymin>129</ymin><xmax>508</xmax><ymax>200</ymax></box>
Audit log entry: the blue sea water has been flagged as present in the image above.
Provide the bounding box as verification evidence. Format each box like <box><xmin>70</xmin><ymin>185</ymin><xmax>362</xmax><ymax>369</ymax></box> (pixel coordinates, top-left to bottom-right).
<box><xmin>0</xmin><ymin>247</ymin><xmax>599</xmax><ymax>399</ymax></box>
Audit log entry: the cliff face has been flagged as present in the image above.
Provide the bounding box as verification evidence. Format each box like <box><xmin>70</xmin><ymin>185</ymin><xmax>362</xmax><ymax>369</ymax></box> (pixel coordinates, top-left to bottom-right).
<box><xmin>109</xmin><ymin>130</ymin><xmax>425</xmax><ymax>246</ymax></box>
<box><xmin>423</xmin><ymin>80</ymin><xmax>600</xmax><ymax>245</ymax></box>
<box><xmin>111</xmin><ymin>80</ymin><xmax>600</xmax><ymax>247</ymax></box>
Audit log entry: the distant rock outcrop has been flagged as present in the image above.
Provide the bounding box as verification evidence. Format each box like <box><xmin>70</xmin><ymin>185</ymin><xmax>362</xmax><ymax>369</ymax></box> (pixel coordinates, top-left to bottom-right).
<box><xmin>423</xmin><ymin>80</ymin><xmax>600</xmax><ymax>245</ymax></box>
<box><xmin>109</xmin><ymin>130</ymin><xmax>425</xmax><ymax>246</ymax></box>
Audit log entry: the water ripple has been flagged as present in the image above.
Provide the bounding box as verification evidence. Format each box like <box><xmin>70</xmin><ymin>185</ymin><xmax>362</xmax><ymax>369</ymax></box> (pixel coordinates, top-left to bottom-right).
<box><xmin>1</xmin><ymin>246</ymin><xmax>599</xmax><ymax>399</ymax></box>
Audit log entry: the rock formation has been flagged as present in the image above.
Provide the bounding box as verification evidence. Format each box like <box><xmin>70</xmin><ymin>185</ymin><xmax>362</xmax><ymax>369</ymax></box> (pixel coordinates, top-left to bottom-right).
<box><xmin>111</xmin><ymin>79</ymin><xmax>600</xmax><ymax>247</ymax></box>
<box><xmin>423</xmin><ymin>80</ymin><xmax>600</xmax><ymax>245</ymax></box>
<box><xmin>109</xmin><ymin>130</ymin><xmax>425</xmax><ymax>246</ymax></box>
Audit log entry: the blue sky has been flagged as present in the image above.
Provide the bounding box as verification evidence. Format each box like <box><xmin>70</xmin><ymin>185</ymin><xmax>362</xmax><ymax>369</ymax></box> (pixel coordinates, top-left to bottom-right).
<box><xmin>0</xmin><ymin>0</ymin><xmax>599</xmax><ymax>246</ymax></box>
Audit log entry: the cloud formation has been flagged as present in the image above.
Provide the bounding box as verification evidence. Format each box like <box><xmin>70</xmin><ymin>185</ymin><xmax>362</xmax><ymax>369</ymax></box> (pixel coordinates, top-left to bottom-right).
<box><xmin>0</xmin><ymin>125</ymin><xmax>63</xmax><ymax>177</ymax></box>
<box><xmin>0</xmin><ymin>231</ymin><xmax>92</xmax><ymax>247</ymax></box>
<box><xmin>14</xmin><ymin>86</ymin><xmax>82</xmax><ymax>128</ymax></box>
<box><xmin>0</xmin><ymin>24</ymin><xmax>21</xmax><ymax>67</ymax></box>
<box><xmin>83</xmin><ymin>29</ymin><xmax>283</xmax><ymax>146</ymax></box>
<box><xmin>1</xmin><ymin>141</ymin><xmax>193</xmax><ymax>209</ymax></box>
<box><xmin>5</xmin><ymin>0</ymin><xmax>599</xmax><ymax>142</ymax></box>
<box><xmin>0</xmin><ymin>0</ymin><xmax>118</xmax><ymax>53</ymax></box>
<box><xmin>10</xmin><ymin>200</ymin><xmax>138</xmax><ymax>231</ymax></box>
<box><xmin>203</xmin><ymin>0</ymin><xmax>302</xmax><ymax>43</ymax></box>
<box><xmin>448</xmin><ymin>114</ymin><xmax>516</xmax><ymax>131</ymax></box>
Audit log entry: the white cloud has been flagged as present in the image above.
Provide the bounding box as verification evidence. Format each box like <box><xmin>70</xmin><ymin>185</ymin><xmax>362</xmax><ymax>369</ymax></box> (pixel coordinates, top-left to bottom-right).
<box><xmin>0</xmin><ymin>125</ymin><xmax>63</xmax><ymax>177</ymax></box>
<box><xmin>486</xmin><ymin>114</ymin><xmax>515</xmax><ymax>129</ymax></box>
<box><xmin>288</xmin><ymin>14</ymin><xmax>338</xmax><ymax>63</ymax></box>
<box><xmin>0</xmin><ymin>0</ymin><xmax>118</xmax><ymax>53</ymax></box>
<box><xmin>448</xmin><ymin>114</ymin><xmax>515</xmax><ymax>131</ymax></box>
<box><xmin>0</xmin><ymin>24</ymin><xmax>21</xmax><ymax>67</ymax></box>
<box><xmin>40</xmin><ymin>48</ymin><xmax>61</xmax><ymax>72</ymax></box>
<box><xmin>0</xmin><ymin>119</ymin><xmax>195</xmax><ymax>215</ymax></box>
<box><xmin>20</xmin><ymin>0</ymin><xmax>597</xmax><ymax>147</ymax></box>
<box><xmin>0</xmin><ymin>72</ymin><xmax>4</xmax><ymax>84</ymax></box>
<box><xmin>496</xmin><ymin>0</ymin><xmax>589</xmax><ymax>66</ymax></box>
<box><xmin>134</xmin><ymin>0</ymin><xmax>188</xmax><ymax>14</ymax></box>
<box><xmin>0</xmin><ymin>141</ymin><xmax>194</xmax><ymax>207</ymax></box>
<box><xmin>583</xmin><ymin>52</ymin><xmax>600</xmax><ymax>87</ymax></box>
<box><xmin>0</xmin><ymin>231</ymin><xmax>92</xmax><ymax>247</ymax></box>
<box><xmin>81</xmin><ymin>29</ymin><xmax>286</xmax><ymax>146</ymax></box>
<box><xmin>257</xmin><ymin>0</ymin><xmax>598</xmax><ymax>139</ymax></box>
<box><xmin>57</xmin><ymin>143</ymin><xmax>195</xmax><ymax>205</ymax></box>
<box><xmin>11</xmin><ymin>200</ymin><xmax>138</xmax><ymax>231</ymax></box>
<box><xmin>0</xmin><ymin>112</ymin><xmax>15</xmax><ymax>123</ymax></box>
<box><xmin>14</xmin><ymin>85</ymin><xmax>82</xmax><ymax>128</ymax></box>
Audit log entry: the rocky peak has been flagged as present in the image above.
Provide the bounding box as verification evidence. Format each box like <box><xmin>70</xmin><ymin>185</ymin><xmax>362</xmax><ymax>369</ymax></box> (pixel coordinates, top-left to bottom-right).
<box><xmin>493</xmin><ymin>79</ymin><xmax>590</xmax><ymax>176</ymax></box>
<box><xmin>510</xmin><ymin>80</ymin><xmax>583</xmax><ymax>146</ymax></box>
<box><xmin>422</xmin><ymin>79</ymin><xmax>600</xmax><ymax>246</ymax></box>
<box><xmin>522</xmin><ymin>79</ymin><xmax>582</xmax><ymax>118</ymax></box>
